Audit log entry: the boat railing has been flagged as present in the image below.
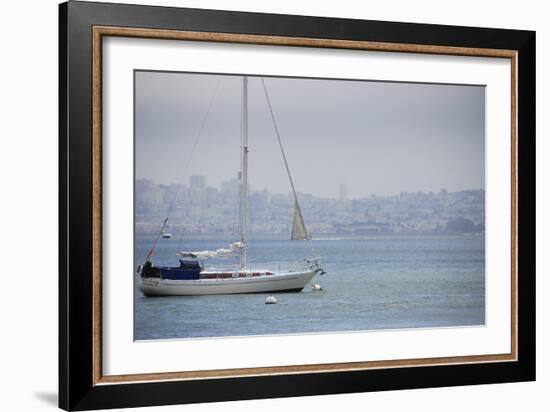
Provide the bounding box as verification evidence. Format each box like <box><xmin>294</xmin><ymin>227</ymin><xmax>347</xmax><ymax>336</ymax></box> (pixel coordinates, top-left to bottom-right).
<box><xmin>205</xmin><ymin>258</ymin><xmax>318</xmax><ymax>273</ymax></box>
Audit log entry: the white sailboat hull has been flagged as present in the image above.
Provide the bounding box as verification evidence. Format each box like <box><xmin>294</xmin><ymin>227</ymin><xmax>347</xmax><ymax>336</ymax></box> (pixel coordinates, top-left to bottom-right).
<box><xmin>139</xmin><ymin>269</ymin><xmax>318</xmax><ymax>296</ymax></box>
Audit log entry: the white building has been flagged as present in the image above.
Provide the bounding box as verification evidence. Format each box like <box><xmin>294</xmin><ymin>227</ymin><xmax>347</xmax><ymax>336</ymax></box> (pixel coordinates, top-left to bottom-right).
<box><xmin>338</xmin><ymin>183</ymin><xmax>348</xmax><ymax>203</ymax></box>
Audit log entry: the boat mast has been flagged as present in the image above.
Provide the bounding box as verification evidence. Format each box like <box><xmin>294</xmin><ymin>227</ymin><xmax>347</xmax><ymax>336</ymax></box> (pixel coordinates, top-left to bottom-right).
<box><xmin>239</xmin><ymin>76</ymin><xmax>249</xmax><ymax>269</ymax></box>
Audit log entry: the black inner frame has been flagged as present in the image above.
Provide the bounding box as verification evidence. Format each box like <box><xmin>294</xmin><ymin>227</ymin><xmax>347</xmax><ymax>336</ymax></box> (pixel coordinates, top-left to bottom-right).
<box><xmin>59</xmin><ymin>1</ymin><xmax>535</xmax><ymax>411</ymax></box>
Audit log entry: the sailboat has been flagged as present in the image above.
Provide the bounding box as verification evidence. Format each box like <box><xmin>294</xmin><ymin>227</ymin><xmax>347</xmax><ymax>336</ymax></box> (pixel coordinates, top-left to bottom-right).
<box><xmin>138</xmin><ymin>77</ymin><xmax>325</xmax><ymax>297</ymax></box>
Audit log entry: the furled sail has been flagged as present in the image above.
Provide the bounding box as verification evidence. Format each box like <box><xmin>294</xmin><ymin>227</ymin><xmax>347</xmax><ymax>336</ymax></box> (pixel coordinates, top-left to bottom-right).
<box><xmin>177</xmin><ymin>241</ymin><xmax>245</xmax><ymax>259</ymax></box>
<box><xmin>291</xmin><ymin>201</ymin><xmax>309</xmax><ymax>240</ymax></box>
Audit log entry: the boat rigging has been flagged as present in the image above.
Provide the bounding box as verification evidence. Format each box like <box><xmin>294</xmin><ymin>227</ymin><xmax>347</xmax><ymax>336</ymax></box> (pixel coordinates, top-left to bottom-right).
<box><xmin>138</xmin><ymin>76</ymin><xmax>325</xmax><ymax>296</ymax></box>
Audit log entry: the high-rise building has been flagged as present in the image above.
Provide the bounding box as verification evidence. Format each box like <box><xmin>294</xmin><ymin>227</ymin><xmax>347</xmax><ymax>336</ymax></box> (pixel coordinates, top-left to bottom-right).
<box><xmin>338</xmin><ymin>183</ymin><xmax>348</xmax><ymax>203</ymax></box>
<box><xmin>221</xmin><ymin>178</ymin><xmax>240</xmax><ymax>198</ymax></box>
<box><xmin>189</xmin><ymin>175</ymin><xmax>206</xmax><ymax>189</ymax></box>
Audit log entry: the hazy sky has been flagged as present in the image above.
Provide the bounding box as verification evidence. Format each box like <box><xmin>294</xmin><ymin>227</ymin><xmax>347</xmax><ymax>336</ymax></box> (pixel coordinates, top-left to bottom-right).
<box><xmin>135</xmin><ymin>71</ymin><xmax>484</xmax><ymax>199</ymax></box>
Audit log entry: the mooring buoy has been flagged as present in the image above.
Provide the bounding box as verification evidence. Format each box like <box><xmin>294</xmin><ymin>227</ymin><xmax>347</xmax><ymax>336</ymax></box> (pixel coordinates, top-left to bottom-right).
<box><xmin>265</xmin><ymin>295</ymin><xmax>278</xmax><ymax>304</ymax></box>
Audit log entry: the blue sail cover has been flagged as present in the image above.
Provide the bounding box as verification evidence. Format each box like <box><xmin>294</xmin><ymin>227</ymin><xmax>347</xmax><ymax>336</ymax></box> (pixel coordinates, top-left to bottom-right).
<box><xmin>159</xmin><ymin>260</ymin><xmax>202</xmax><ymax>280</ymax></box>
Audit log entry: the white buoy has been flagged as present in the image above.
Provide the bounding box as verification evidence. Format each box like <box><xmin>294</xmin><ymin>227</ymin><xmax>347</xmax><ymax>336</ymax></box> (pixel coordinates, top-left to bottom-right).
<box><xmin>265</xmin><ymin>295</ymin><xmax>278</xmax><ymax>304</ymax></box>
<box><xmin>312</xmin><ymin>284</ymin><xmax>323</xmax><ymax>291</ymax></box>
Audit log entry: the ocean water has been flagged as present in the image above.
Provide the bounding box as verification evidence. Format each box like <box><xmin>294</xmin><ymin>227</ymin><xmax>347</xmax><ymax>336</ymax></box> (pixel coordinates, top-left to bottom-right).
<box><xmin>134</xmin><ymin>234</ymin><xmax>485</xmax><ymax>340</ymax></box>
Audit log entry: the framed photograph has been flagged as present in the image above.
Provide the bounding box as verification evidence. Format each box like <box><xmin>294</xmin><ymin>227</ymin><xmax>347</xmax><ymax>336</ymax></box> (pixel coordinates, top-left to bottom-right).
<box><xmin>59</xmin><ymin>1</ymin><xmax>535</xmax><ymax>410</ymax></box>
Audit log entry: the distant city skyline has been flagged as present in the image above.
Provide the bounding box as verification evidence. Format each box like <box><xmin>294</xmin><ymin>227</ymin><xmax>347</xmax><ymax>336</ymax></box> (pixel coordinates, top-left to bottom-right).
<box><xmin>136</xmin><ymin>175</ymin><xmax>462</xmax><ymax>203</ymax></box>
<box><xmin>142</xmin><ymin>174</ymin><xmax>465</xmax><ymax>202</ymax></box>
<box><xmin>136</xmin><ymin>72</ymin><xmax>485</xmax><ymax>198</ymax></box>
<box><xmin>135</xmin><ymin>177</ymin><xmax>484</xmax><ymax>236</ymax></box>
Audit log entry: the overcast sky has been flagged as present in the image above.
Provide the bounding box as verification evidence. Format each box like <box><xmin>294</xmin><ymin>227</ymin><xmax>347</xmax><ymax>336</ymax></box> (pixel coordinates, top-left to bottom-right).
<box><xmin>135</xmin><ymin>71</ymin><xmax>484</xmax><ymax>199</ymax></box>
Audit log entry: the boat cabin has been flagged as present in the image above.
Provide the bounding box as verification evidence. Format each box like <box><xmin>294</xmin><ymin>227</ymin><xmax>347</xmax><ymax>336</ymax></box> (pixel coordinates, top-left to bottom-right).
<box><xmin>140</xmin><ymin>259</ymin><xmax>203</xmax><ymax>280</ymax></box>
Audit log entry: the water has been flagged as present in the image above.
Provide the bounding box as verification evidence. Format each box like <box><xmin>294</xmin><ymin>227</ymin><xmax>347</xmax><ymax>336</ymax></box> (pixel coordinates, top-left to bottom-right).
<box><xmin>135</xmin><ymin>234</ymin><xmax>485</xmax><ymax>340</ymax></box>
